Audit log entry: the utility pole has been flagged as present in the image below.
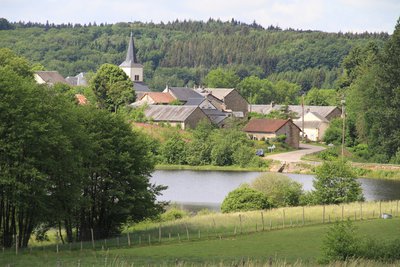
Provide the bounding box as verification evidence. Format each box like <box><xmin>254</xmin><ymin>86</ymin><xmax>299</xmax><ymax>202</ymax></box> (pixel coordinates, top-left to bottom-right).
<box><xmin>341</xmin><ymin>97</ymin><xmax>346</xmax><ymax>159</ymax></box>
<box><xmin>301</xmin><ymin>94</ymin><xmax>305</xmax><ymax>142</ymax></box>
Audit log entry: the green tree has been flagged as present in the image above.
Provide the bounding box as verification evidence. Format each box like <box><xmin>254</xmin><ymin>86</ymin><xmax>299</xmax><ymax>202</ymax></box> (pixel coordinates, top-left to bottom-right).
<box><xmin>221</xmin><ymin>186</ymin><xmax>270</xmax><ymax>213</ymax></box>
<box><xmin>304</xmin><ymin>88</ymin><xmax>338</xmax><ymax>106</ymax></box>
<box><xmin>91</xmin><ymin>63</ymin><xmax>134</xmax><ymax>112</ymax></box>
<box><xmin>160</xmin><ymin>132</ymin><xmax>187</xmax><ymax>164</ymax></box>
<box><xmin>0</xmin><ymin>67</ymin><xmax>85</xmax><ymax>247</ymax></box>
<box><xmin>313</xmin><ymin>160</ymin><xmax>364</xmax><ymax>205</ymax></box>
<box><xmin>322</xmin><ymin>220</ymin><xmax>359</xmax><ymax>262</ymax></box>
<box><xmin>76</xmin><ymin>107</ymin><xmax>162</xmax><ymax>240</ymax></box>
<box><xmin>203</xmin><ymin>67</ymin><xmax>240</xmax><ymax>88</ymax></box>
<box><xmin>250</xmin><ymin>173</ymin><xmax>303</xmax><ymax>207</ymax></box>
<box><xmin>0</xmin><ymin>48</ymin><xmax>32</xmax><ymax>78</ymax></box>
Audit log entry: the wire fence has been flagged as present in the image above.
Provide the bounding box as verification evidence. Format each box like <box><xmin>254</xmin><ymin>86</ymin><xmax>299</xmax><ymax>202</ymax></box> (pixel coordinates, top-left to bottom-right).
<box><xmin>2</xmin><ymin>200</ymin><xmax>399</xmax><ymax>256</ymax></box>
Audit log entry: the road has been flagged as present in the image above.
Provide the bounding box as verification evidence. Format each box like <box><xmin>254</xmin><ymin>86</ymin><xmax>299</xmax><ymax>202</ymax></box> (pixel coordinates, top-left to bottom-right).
<box><xmin>264</xmin><ymin>143</ymin><xmax>326</xmax><ymax>163</ymax></box>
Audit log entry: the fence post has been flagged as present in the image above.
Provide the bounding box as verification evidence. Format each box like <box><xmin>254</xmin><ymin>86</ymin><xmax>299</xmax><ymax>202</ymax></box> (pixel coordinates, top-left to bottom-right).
<box><xmin>379</xmin><ymin>201</ymin><xmax>382</xmax><ymax>217</ymax></box>
<box><xmin>360</xmin><ymin>203</ymin><xmax>363</xmax><ymax>220</ymax></box>
<box><xmin>148</xmin><ymin>234</ymin><xmax>151</xmax><ymax>246</ymax></box>
<box><xmin>261</xmin><ymin>212</ymin><xmax>265</xmax><ymax>231</ymax></box>
<box><xmin>198</xmin><ymin>229</ymin><xmax>201</xmax><ymax>240</ymax></box>
<box><xmin>91</xmin><ymin>228</ymin><xmax>95</xmax><ymax>250</ymax></box>
<box><xmin>185</xmin><ymin>224</ymin><xmax>190</xmax><ymax>241</ymax></box>
<box><xmin>15</xmin><ymin>234</ymin><xmax>18</xmax><ymax>256</ymax></box>
<box><xmin>80</xmin><ymin>241</ymin><xmax>83</xmax><ymax>251</ymax></box>
<box><xmin>269</xmin><ymin>219</ymin><xmax>272</xmax><ymax>230</ymax></box>
<box><xmin>127</xmin><ymin>232</ymin><xmax>131</xmax><ymax>247</ymax></box>
<box><xmin>302</xmin><ymin>206</ymin><xmax>305</xmax><ymax>226</ymax></box>
<box><xmin>323</xmin><ymin>205</ymin><xmax>325</xmax><ymax>224</ymax></box>
<box><xmin>282</xmin><ymin>209</ymin><xmax>285</xmax><ymax>228</ymax></box>
<box><xmin>159</xmin><ymin>224</ymin><xmax>162</xmax><ymax>243</ymax></box>
<box><xmin>239</xmin><ymin>214</ymin><xmax>243</xmax><ymax>234</ymax></box>
<box><xmin>56</xmin><ymin>233</ymin><xmax>59</xmax><ymax>253</ymax></box>
<box><xmin>341</xmin><ymin>205</ymin><xmax>344</xmax><ymax>221</ymax></box>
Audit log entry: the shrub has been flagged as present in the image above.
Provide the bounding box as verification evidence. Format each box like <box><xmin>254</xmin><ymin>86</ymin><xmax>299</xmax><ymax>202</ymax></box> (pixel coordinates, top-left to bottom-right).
<box><xmin>232</xmin><ymin>145</ymin><xmax>255</xmax><ymax>167</ymax></box>
<box><xmin>313</xmin><ymin>160</ymin><xmax>364</xmax><ymax>205</ymax></box>
<box><xmin>322</xmin><ymin>220</ymin><xmax>359</xmax><ymax>262</ymax></box>
<box><xmin>160</xmin><ymin>207</ymin><xmax>188</xmax><ymax>222</ymax></box>
<box><xmin>250</xmin><ymin>173</ymin><xmax>303</xmax><ymax>207</ymax></box>
<box><xmin>221</xmin><ymin>186</ymin><xmax>271</xmax><ymax>213</ymax></box>
<box><xmin>317</xmin><ymin>147</ymin><xmax>339</xmax><ymax>161</ymax></box>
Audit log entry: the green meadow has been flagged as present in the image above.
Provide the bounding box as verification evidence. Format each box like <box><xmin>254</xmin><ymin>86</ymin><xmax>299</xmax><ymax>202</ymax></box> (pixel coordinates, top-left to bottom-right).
<box><xmin>1</xmin><ymin>201</ymin><xmax>400</xmax><ymax>266</ymax></box>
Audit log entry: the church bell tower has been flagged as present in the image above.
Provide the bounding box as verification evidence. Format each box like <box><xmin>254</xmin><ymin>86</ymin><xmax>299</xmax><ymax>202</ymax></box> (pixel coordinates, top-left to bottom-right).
<box><xmin>119</xmin><ymin>32</ymin><xmax>143</xmax><ymax>82</ymax></box>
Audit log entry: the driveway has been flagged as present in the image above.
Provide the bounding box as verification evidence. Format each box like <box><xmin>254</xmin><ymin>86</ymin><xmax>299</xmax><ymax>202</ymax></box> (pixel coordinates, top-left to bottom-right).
<box><xmin>264</xmin><ymin>143</ymin><xmax>326</xmax><ymax>163</ymax></box>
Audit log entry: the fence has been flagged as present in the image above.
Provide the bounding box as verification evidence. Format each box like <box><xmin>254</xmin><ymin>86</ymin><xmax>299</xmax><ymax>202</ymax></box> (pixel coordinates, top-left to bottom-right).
<box><xmin>2</xmin><ymin>200</ymin><xmax>399</xmax><ymax>256</ymax></box>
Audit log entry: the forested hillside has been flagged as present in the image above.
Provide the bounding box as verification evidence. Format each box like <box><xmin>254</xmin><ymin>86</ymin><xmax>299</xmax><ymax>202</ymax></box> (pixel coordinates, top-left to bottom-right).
<box><xmin>0</xmin><ymin>18</ymin><xmax>388</xmax><ymax>91</ymax></box>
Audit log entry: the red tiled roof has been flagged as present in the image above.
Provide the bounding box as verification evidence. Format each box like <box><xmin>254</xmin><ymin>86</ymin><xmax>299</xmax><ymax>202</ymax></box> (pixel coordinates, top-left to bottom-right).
<box><xmin>143</xmin><ymin>92</ymin><xmax>175</xmax><ymax>104</ymax></box>
<box><xmin>75</xmin><ymin>94</ymin><xmax>88</xmax><ymax>105</ymax></box>
<box><xmin>243</xmin><ymin>119</ymin><xmax>290</xmax><ymax>133</ymax></box>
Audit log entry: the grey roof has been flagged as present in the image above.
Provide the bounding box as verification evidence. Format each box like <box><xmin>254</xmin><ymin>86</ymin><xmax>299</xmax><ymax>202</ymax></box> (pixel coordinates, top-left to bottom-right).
<box><xmin>134</xmin><ymin>82</ymin><xmax>150</xmax><ymax>92</ymax></box>
<box><xmin>35</xmin><ymin>71</ymin><xmax>67</xmax><ymax>85</ymax></box>
<box><xmin>249</xmin><ymin>104</ymin><xmax>340</xmax><ymax>120</ymax></box>
<box><xmin>202</xmin><ymin>109</ymin><xmax>230</xmax><ymax>125</ymax></box>
<box><xmin>120</xmin><ymin>32</ymin><xmax>143</xmax><ymax>68</ymax></box>
<box><xmin>145</xmin><ymin>105</ymin><xmax>199</xmax><ymax>122</ymax></box>
<box><xmin>66</xmin><ymin>72</ymin><xmax>87</xmax><ymax>86</ymax></box>
<box><xmin>166</xmin><ymin>87</ymin><xmax>203</xmax><ymax>102</ymax></box>
<box><xmin>185</xmin><ymin>97</ymin><xmax>206</xmax><ymax>106</ymax></box>
<box><xmin>205</xmin><ymin>88</ymin><xmax>234</xmax><ymax>100</ymax></box>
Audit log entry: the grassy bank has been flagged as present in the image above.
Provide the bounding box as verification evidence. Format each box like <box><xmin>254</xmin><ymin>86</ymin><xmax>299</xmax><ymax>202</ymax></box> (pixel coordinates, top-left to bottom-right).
<box><xmin>155</xmin><ymin>164</ymin><xmax>270</xmax><ymax>172</ymax></box>
<box><xmin>2</xmin><ymin>217</ymin><xmax>400</xmax><ymax>266</ymax></box>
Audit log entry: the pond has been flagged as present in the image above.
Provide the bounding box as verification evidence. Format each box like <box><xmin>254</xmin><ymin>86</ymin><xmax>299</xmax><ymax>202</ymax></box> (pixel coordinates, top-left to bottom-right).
<box><xmin>150</xmin><ymin>170</ymin><xmax>400</xmax><ymax>211</ymax></box>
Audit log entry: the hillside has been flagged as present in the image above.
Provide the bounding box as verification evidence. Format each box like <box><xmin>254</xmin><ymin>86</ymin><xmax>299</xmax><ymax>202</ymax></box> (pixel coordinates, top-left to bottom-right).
<box><xmin>0</xmin><ymin>19</ymin><xmax>388</xmax><ymax>91</ymax></box>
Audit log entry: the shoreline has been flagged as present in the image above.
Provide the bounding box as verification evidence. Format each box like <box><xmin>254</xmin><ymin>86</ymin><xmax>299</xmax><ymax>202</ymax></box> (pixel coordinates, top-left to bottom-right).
<box><xmin>155</xmin><ymin>162</ymin><xmax>400</xmax><ymax>180</ymax></box>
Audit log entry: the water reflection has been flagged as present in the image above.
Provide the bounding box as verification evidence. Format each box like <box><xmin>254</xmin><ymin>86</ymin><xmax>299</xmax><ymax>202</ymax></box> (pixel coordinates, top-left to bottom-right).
<box><xmin>150</xmin><ymin>170</ymin><xmax>400</xmax><ymax>211</ymax></box>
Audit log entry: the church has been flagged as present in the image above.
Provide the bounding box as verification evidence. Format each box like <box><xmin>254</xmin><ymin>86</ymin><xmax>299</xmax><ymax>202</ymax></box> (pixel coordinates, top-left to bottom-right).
<box><xmin>120</xmin><ymin>32</ymin><xmax>150</xmax><ymax>96</ymax></box>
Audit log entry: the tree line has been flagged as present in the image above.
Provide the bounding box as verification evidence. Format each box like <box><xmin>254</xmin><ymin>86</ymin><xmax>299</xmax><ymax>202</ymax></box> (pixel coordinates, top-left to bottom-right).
<box><xmin>0</xmin><ymin>17</ymin><xmax>388</xmax><ymax>92</ymax></box>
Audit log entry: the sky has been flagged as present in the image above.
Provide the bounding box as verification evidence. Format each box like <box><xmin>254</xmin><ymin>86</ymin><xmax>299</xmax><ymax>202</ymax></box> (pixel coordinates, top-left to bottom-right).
<box><xmin>1</xmin><ymin>0</ymin><xmax>399</xmax><ymax>33</ymax></box>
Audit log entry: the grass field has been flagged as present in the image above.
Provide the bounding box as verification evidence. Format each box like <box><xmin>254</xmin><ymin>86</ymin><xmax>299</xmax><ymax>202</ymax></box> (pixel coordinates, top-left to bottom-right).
<box><xmin>1</xmin><ymin>218</ymin><xmax>400</xmax><ymax>266</ymax></box>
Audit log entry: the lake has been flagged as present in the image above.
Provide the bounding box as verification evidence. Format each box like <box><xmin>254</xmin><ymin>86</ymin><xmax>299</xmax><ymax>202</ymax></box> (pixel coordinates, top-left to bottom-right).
<box><xmin>150</xmin><ymin>170</ymin><xmax>400</xmax><ymax>211</ymax></box>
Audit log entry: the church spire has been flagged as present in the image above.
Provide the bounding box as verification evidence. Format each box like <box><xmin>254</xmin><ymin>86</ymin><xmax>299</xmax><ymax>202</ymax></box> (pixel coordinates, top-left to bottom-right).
<box><xmin>120</xmin><ymin>32</ymin><xmax>138</xmax><ymax>67</ymax></box>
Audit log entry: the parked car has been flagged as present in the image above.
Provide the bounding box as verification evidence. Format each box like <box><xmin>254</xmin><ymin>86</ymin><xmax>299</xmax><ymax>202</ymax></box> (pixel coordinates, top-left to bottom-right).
<box><xmin>256</xmin><ymin>149</ymin><xmax>264</xmax><ymax>157</ymax></box>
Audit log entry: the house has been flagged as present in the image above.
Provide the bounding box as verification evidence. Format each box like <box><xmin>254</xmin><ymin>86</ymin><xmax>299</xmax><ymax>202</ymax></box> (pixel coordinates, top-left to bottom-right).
<box><xmin>34</xmin><ymin>71</ymin><xmax>68</xmax><ymax>86</ymax></box>
<box><xmin>140</xmin><ymin>92</ymin><xmax>175</xmax><ymax>105</ymax></box>
<box><xmin>243</xmin><ymin>118</ymin><xmax>301</xmax><ymax>148</ymax></box>
<box><xmin>66</xmin><ymin>72</ymin><xmax>87</xmax><ymax>86</ymax></box>
<box><xmin>293</xmin><ymin>111</ymin><xmax>330</xmax><ymax>141</ymax></box>
<box><xmin>163</xmin><ymin>86</ymin><xmax>204</xmax><ymax>104</ymax></box>
<box><xmin>144</xmin><ymin>105</ymin><xmax>211</xmax><ymax>130</ymax></box>
<box><xmin>249</xmin><ymin>104</ymin><xmax>341</xmax><ymax>121</ymax></box>
<box><xmin>198</xmin><ymin>88</ymin><xmax>248</xmax><ymax>117</ymax></box>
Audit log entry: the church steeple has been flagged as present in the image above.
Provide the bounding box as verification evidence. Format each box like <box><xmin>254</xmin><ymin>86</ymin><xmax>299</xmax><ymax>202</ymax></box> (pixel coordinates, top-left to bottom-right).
<box><xmin>121</xmin><ymin>32</ymin><xmax>137</xmax><ymax>66</ymax></box>
<box><xmin>119</xmin><ymin>32</ymin><xmax>143</xmax><ymax>82</ymax></box>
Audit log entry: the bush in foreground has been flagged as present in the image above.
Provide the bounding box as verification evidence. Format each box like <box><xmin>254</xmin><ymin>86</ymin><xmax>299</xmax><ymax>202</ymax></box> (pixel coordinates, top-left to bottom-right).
<box><xmin>221</xmin><ymin>186</ymin><xmax>271</xmax><ymax>213</ymax></box>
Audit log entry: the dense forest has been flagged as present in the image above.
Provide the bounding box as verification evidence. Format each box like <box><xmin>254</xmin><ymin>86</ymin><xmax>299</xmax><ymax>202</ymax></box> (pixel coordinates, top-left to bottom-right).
<box><xmin>0</xmin><ymin>18</ymin><xmax>388</xmax><ymax>91</ymax></box>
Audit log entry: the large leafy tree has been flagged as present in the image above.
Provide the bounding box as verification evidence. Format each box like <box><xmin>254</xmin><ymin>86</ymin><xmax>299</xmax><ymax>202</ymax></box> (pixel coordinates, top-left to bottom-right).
<box><xmin>91</xmin><ymin>63</ymin><xmax>135</xmax><ymax>112</ymax></box>
<box><xmin>76</xmin><ymin>107</ymin><xmax>163</xmax><ymax>240</ymax></box>
<box><xmin>0</xmin><ymin>67</ymin><xmax>86</xmax><ymax>247</ymax></box>
<box><xmin>312</xmin><ymin>160</ymin><xmax>364</xmax><ymax>205</ymax></box>
<box><xmin>203</xmin><ymin>67</ymin><xmax>240</xmax><ymax>88</ymax></box>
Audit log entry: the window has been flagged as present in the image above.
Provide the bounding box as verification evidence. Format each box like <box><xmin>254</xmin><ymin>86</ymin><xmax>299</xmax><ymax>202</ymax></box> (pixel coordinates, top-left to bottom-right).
<box><xmin>134</xmin><ymin>75</ymin><xmax>140</xmax><ymax>81</ymax></box>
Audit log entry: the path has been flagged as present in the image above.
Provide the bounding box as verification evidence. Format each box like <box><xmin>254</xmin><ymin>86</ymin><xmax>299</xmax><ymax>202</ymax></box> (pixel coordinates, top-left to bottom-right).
<box><xmin>264</xmin><ymin>143</ymin><xmax>326</xmax><ymax>163</ymax></box>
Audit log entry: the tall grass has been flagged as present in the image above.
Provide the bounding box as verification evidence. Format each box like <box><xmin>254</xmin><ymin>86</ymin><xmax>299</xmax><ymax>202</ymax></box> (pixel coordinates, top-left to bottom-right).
<box><xmin>4</xmin><ymin>200</ymin><xmax>399</xmax><ymax>256</ymax></box>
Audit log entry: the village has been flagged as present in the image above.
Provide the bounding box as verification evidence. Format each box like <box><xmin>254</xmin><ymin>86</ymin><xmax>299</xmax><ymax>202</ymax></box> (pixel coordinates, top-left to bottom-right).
<box><xmin>33</xmin><ymin>33</ymin><xmax>342</xmax><ymax>150</ymax></box>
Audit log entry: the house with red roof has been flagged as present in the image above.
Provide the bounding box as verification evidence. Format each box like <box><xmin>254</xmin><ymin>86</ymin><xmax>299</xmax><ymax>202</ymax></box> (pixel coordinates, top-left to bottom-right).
<box><xmin>243</xmin><ymin>118</ymin><xmax>301</xmax><ymax>148</ymax></box>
